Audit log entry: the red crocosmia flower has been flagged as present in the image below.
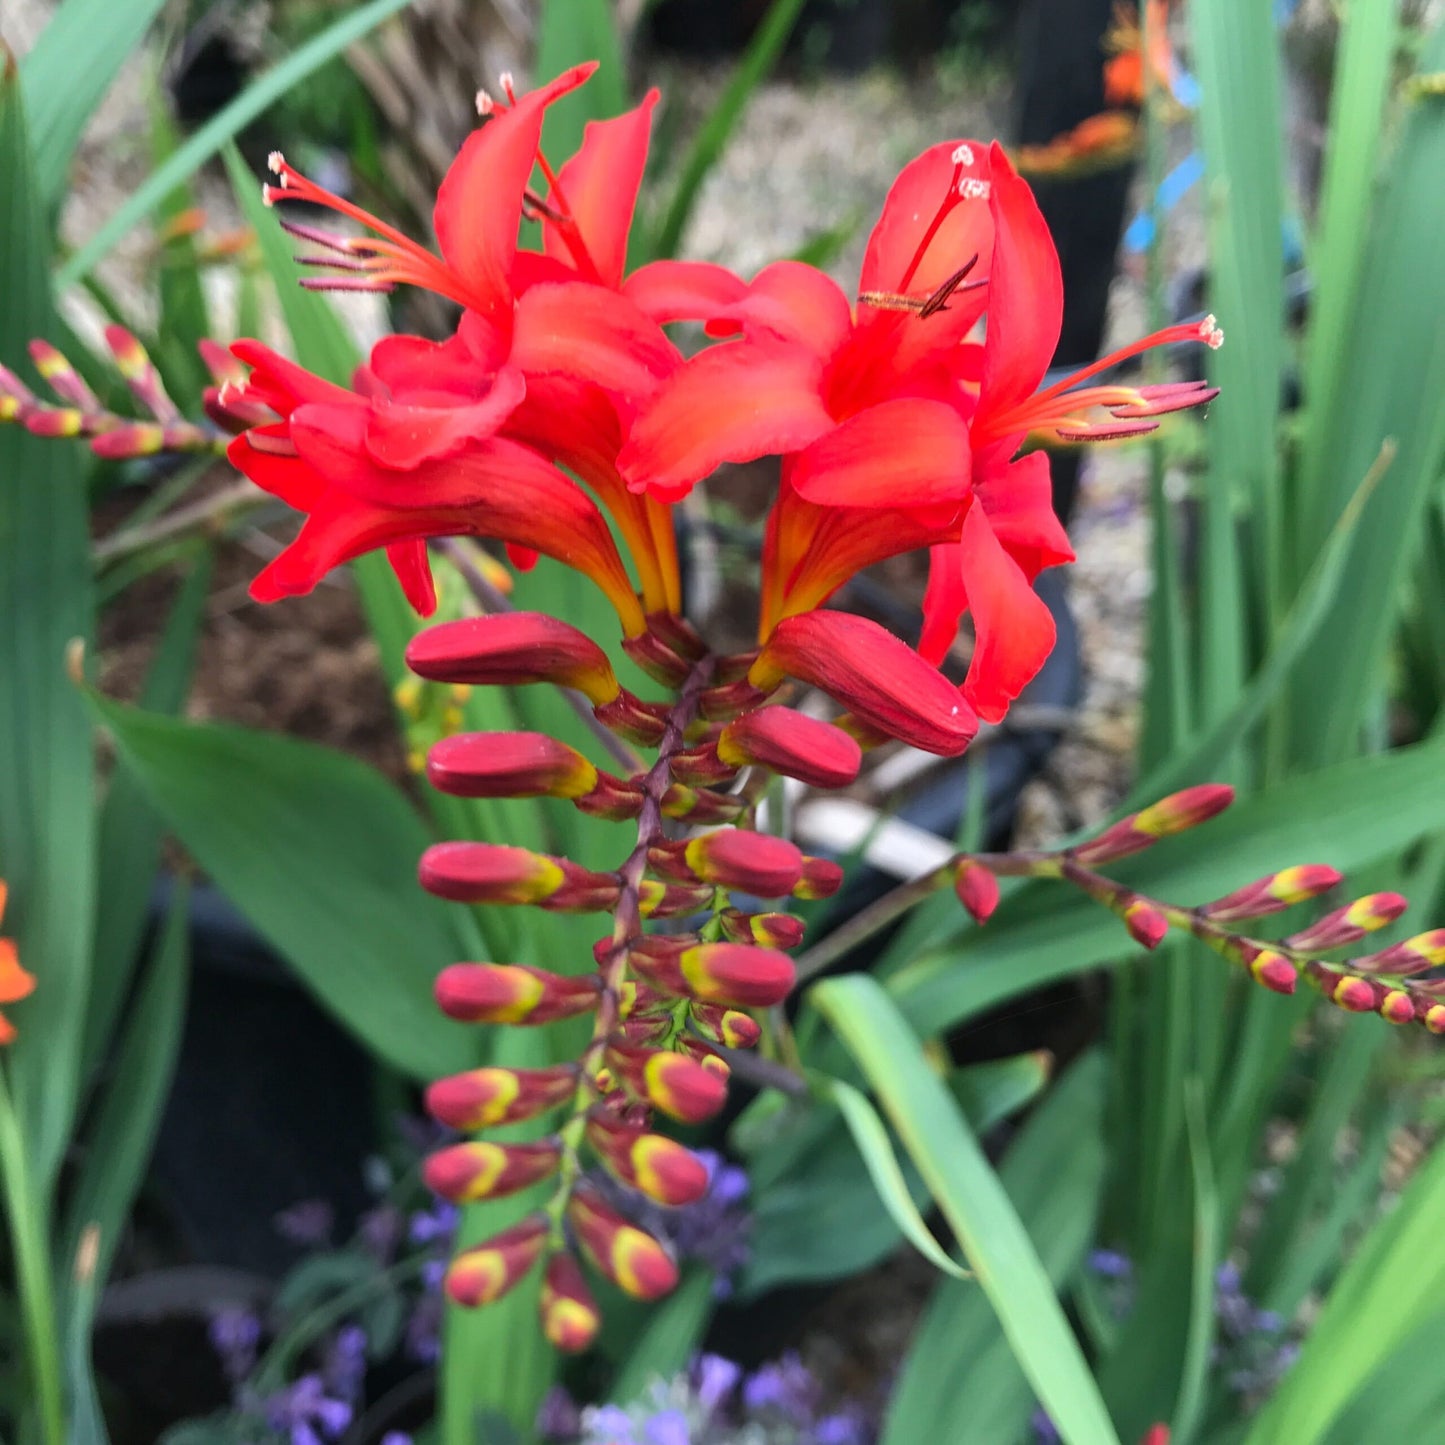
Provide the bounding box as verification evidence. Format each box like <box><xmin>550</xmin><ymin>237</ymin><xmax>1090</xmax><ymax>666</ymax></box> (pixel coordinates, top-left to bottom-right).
<box><xmin>0</xmin><ymin>881</ymin><xmax>36</xmax><ymax>1047</ymax></box>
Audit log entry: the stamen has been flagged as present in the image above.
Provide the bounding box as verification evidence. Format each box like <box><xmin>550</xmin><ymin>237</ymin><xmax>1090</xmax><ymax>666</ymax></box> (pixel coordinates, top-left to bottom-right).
<box><xmin>918</xmin><ymin>258</ymin><xmax>981</xmax><ymax>318</ymax></box>
<box><xmin>476</xmin><ymin>88</ymin><xmax>495</xmax><ymax>116</ymax></box>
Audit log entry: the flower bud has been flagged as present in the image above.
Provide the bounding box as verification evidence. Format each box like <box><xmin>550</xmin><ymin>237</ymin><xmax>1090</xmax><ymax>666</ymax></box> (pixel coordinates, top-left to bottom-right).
<box><xmin>1283</xmin><ymin>892</ymin><xmax>1408</xmax><ymax>952</ymax></box>
<box><xmin>719</xmin><ymin>909</ymin><xmax>806</xmax><ymax>950</ymax></box>
<box><xmin>639</xmin><ymin>880</ymin><xmax>716</xmax><ymax>918</ymax></box>
<box><xmin>420</xmin><ymin>841</ymin><xmax>619</xmax><ymax>912</ymax></box>
<box><xmin>608</xmin><ymin>1044</ymin><xmax>729</xmax><ymax>1123</ymax></box>
<box><xmin>567</xmin><ymin>1186</ymin><xmax>679</xmax><ymax>1300</ymax></box>
<box><xmin>586</xmin><ymin>1114</ymin><xmax>710</xmax><ymax>1206</ymax></box>
<box><xmin>661</xmin><ymin>782</ymin><xmax>747</xmax><ymax>825</ymax></box>
<box><xmin>28</xmin><ymin>338</ymin><xmax>99</xmax><ymax>408</ymax></box>
<box><xmin>1379</xmin><ymin>990</ymin><xmax>1416</xmax><ymax>1025</ymax></box>
<box><xmin>445</xmin><ymin>1213</ymin><xmax>550</xmax><ymax>1307</ymax></box>
<box><xmin>1073</xmin><ymin>785</ymin><xmax>1235</xmax><ymax>865</ymax></box>
<box><xmin>629</xmin><ymin>939</ymin><xmax>795</xmax><ymax>1009</ymax></box>
<box><xmin>1314</xmin><ymin>966</ymin><xmax>1378</xmax><ymax>1013</ymax></box>
<box><xmin>953</xmin><ymin>859</ymin><xmax>1000</xmax><ymax>923</ymax></box>
<box><xmin>794</xmin><ymin>855</ymin><xmax>843</xmax><ymax>900</ymax></box>
<box><xmin>680</xmin><ymin>829</ymin><xmax>804</xmax><ymax>897</ymax></box>
<box><xmin>406</xmin><ymin>613</ymin><xmax>620</xmax><ymax>705</ymax></box>
<box><xmin>1247</xmin><ymin>950</ymin><xmax>1298</xmax><ymax>995</ymax></box>
<box><xmin>540</xmin><ymin>1252</ymin><xmax>600</xmax><ymax>1353</ymax></box>
<box><xmin>690</xmin><ymin>1003</ymin><xmax>763</xmax><ymax>1049</ymax></box>
<box><xmin>1124</xmin><ymin>900</ymin><xmax>1169</xmax><ymax>950</ymax></box>
<box><xmin>427</xmin><ymin>732</ymin><xmax>600</xmax><ymax>801</ymax></box>
<box><xmin>1202</xmin><ymin>864</ymin><xmax>1343</xmax><ymax>923</ymax></box>
<box><xmin>750</xmin><ymin>611</ymin><xmax>978</xmax><ymax>757</ymax></box>
<box><xmin>425</xmin><ymin>1064</ymin><xmax>578</xmax><ymax>1130</ymax></box>
<box><xmin>1356</xmin><ymin>929</ymin><xmax>1445</xmax><ymax>976</ymax></box>
<box><xmin>434</xmin><ymin>963</ymin><xmax>600</xmax><ymax>1025</ymax></box>
<box><xmin>717</xmin><ymin>707</ymin><xmax>863</xmax><ymax>788</ymax></box>
<box><xmin>1424</xmin><ymin>1004</ymin><xmax>1445</xmax><ymax>1035</ymax></box>
<box><xmin>423</xmin><ymin>1139</ymin><xmax>562</xmax><ymax>1202</ymax></box>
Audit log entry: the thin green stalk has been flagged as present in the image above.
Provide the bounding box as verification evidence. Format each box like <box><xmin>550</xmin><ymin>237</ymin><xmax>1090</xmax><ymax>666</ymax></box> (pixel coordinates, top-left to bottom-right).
<box><xmin>0</xmin><ymin>1069</ymin><xmax>65</xmax><ymax>1445</ymax></box>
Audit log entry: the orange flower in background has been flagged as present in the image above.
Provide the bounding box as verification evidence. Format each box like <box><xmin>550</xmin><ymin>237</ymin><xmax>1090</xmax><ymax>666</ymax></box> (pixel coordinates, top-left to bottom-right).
<box><xmin>0</xmin><ymin>882</ymin><xmax>35</xmax><ymax>1045</ymax></box>
<box><xmin>1104</xmin><ymin>0</ymin><xmax>1177</xmax><ymax>109</ymax></box>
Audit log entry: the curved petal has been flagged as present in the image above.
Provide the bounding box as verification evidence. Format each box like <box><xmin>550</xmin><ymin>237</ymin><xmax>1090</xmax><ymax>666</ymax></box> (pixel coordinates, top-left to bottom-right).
<box><xmin>622</xmin><ymin>260</ymin><xmax>747</xmax><ymax>325</ymax></box>
<box><xmin>434</xmin><ymin>63</ymin><xmax>596</xmax><ymax>328</ymax></box>
<box><xmin>976</xmin><ymin>143</ymin><xmax>1063</xmax><ymax>422</ymax></box>
<box><xmin>954</xmin><ymin>502</ymin><xmax>1058</xmax><ymax>724</ymax></box>
<box><xmin>788</xmin><ymin>398</ymin><xmax>971</xmax><ymax>508</ymax></box>
<box><xmin>506</xmin><ymin>542</ymin><xmax>540</xmax><ymax>572</ymax></box>
<box><xmin>511</xmin><ymin>282</ymin><xmax>680</xmax><ymax>405</ymax></box>
<box><xmin>363</xmin><ymin>367</ymin><xmax>526</xmax><ymax>469</ymax></box>
<box><xmin>918</xmin><ymin>538</ymin><xmax>967</xmax><ymax>664</ymax></box>
<box><xmin>705</xmin><ymin>261</ymin><xmax>853</xmax><ymax>358</ymax></box>
<box><xmin>227</xmin><ymin>431</ymin><xmax>326</xmax><ymax>510</ymax></box>
<box><xmin>231</xmin><ymin>339</ymin><xmax>355</xmax><ymax>416</ymax></box>
<box><xmin>975</xmin><ymin>449</ymin><xmax>1074</xmax><ymax>579</ymax></box>
<box><xmin>366</xmin><ymin>332</ymin><xmax>493</xmax><ymax>403</ymax></box>
<box><xmin>618</xmin><ymin>341</ymin><xmax>832</xmax><ymax>502</ymax></box>
<box><xmin>386</xmin><ymin>539</ymin><xmax>438</xmax><ymax>614</ymax></box>
<box><xmin>545</xmin><ymin>90</ymin><xmax>658</xmax><ymax>287</ymax></box>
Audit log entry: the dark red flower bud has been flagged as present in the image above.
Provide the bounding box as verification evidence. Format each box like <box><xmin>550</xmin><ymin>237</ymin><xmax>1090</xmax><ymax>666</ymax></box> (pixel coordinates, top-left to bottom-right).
<box><xmin>1283</xmin><ymin>892</ymin><xmax>1409</xmax><ymax>953</ymax></box>
<box><xmin>445</xmin><ymin>1213</ymin><xmax>549</xmax><ymax>1307</ymax></box>
<box><xmin>661</xmin><ymin>782</ymin><xmax>748</xmax><ymax>824</ymax></box>
<box><xmin>586</xmin><ymin>1113</ymin><xmax>710</xmax><ymax>1206</ymax></box>
<box><xmin>629</xmin><ymin>939</ymin><xmax>795</xmax><ymax>1009</ymax></box>
<box><xmin>691</xmin><ymin>1003</ymin><xmax>763</xmax><ymax>1049</ymax></box>
<box><xmin>1379</xmin><ymin>990</ymin><xmax>1416</xmax><ymax>1025</ymax></box>
<box><xmin>427</xmin><ymin>732</ymin><xmax>600</xmax><ymax>800</ymax></box>
<box><xmin>407</xmin><ymin>613</ymin><xmax>621</xmax><ymax>704</ymax></box>
<box><xmin>567</xmin><ymin>1186</ymin><xmax>678</xmax><ymax>1300</ymax></box>
<box><xmin>1202</xmin><ymin>864</ymin><xmax>1343</xmax><ymax>923</ymax></box>
<box><xmin>720</xmin><ymin>909</ymin><xmax>806</xmax><ymax>950</ymax></box>
<box><xmin>682</xmin><ymin>829</ymin><xmax>805</xmax><ymax>897</ymax></box>
<box><xmin>953</xmin><ymin>859</ymin><xmax>1000</xmax><ymax>923</ymax></box>
<box><xmin>607</xmin><ymin>1043</ymin><xmax>729</xmax><ymax>1123</ymax></box>
<box><xmin>540</xmin><ymin>1252</ymin><xmax>600</xmax><ymax>1352</ymax></box>
<box><xmin>423</xmin><ymin>1139</ymin><xmax>562</xmax><ymax>1202</ymax></box>
<box><xmin>1247</xmin><ymin>950</ymin><xmax>1299</xmax><ymax>995</ymax></box>
<box><xmin>434</xmin><ymin>963</ymin><xmax>600</xmax><ymax>1025</ymax></box>
<box><xmin>639</xmin><ymin>879</ymin><xmax>717</xmax><ymax>918</ymax></box>
<box><xmin>420</xmin><ymin>841</ymin><xmax>619</xmax><ymax>911</ymax></box>
<box><xmin>425</xmin><ymin>1064</ymin><xmax>578</xmax><ymax>1130</ymax></box>
<box><xmin>717</xmin><ymin>707</ymin><xmax>863</xmax><ymax>788</ymax></box>
<box><xmin>750</xmin><ymin>611</ymin><xmax>978</xmax><ymax>757</ymax></box>
<box><xmin>1073</xmin><ymin>785</ymin><xmax>1235</xmax><ymax>865</ymax></box>
<box><xmin>1124</xmin><ymin>900</ymin><xmax>1169</xmax><ymax>950</ymax></box>
<box><xmin>794</xmin><ymin>855</ymin><xmax>843</xmax><ymax>900</ymax></box>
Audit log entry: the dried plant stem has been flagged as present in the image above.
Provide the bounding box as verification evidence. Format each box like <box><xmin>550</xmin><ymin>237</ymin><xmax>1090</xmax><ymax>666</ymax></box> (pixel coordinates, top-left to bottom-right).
<box><xmin>93</xmin><ymin>476</ymin><xmax>265</xmax><ymax>565</ymax></box>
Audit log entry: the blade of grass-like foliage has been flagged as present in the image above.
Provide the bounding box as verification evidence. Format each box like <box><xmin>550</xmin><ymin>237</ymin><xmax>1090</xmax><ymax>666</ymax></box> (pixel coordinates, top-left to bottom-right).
<box><xmin>57</xmin><ymin>0</ymin><xmax>412</xmax><ymax>288</ymax></box>
<box><xmin>882</xmin><ymin>729</ymin><xmax>1445</xmax><ymax>1034</ymax></box>
<box><xmin>646</xmin><ymin>0</ymin><xmax>808</xmax><ymax>262</ymax></box>
<box><xmin>1244</xmin><ymin>1132</ymin><xmax>1445</xmax><ymax>1443</ymax></box>
<box><xmin>84</xmin><ymin>550</ymin><xmax>211</xmax><ymax>1077</ymax></box>
<box><xmin>1294</xmin><ymin>0</ymin><xmax>1399</xmax><ymax>584</ymax></box>
<box><xmin>1320</xmin><ymin>1303</ymin><xmax>1445</xmax><ymax>1444</ymax></box>
<box><xmin>534</xmin><ymin>0</ymin><xmax>627</xmax><ymax>166</ymax></box>
<box><xmin>881</xmin><ymin>1055</ymin><xmax>1107</xmax><ymax>1445</ymax></box>
<box><xmin>1170</xmin><ymin>1083</ymin><xmax>1220</xmax><ymax>1444</ymax></box>
<box><xmin>1287</xmin><ymin>23</ymin><xmax>1445</xmax><ymax>766</ymax></box>
<box><xmin>814</xmin><ymin>975</ymin><xmax>1121</xmax><ymax>1445</ymax></box>
<box><xmin>18</xmin><ymin>0</ymin><xmax>168</xmax><ymax>209</ymax></box>
<box><xmin>82</xmin><ymin>691</ymin><xmax>481</xmax><ymax>1082</ymax></box>
<box><xmin>0</xmin><ymin>57</ymin><xmax>97</xmax><ymax>1197</ymax></box>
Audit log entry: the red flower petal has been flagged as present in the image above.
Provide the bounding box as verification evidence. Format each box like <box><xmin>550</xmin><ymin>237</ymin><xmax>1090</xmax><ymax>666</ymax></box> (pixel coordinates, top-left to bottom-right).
<box><xmin>363</xmin><ymin>367</ymin><xmax>525</xmax><ymax>469</ymax></box>
<box><xmin>975</xmin><ymin>449</ymin><xmax>1074</xmax><ymax>578</ymax></box>
<box><xmin>228</xmin><ymin>431</ymin><xmax>327</xmax><ymax>510</ymax></box>
<box><xmin>622</xmin><ymin>259</ymin><xmax>748</xmax><ymax>325</ymax></box>
<box><xmin>385</xmin><ymin>539</ymin><xmax>438</xmax><ymax>614</ymax></box>
<box><xmin>511</xmin><ymin>282</ymin><xmax>680</xmax><ymax>404</ymax></box>
<box><xmin>230</xmin><ymin>339</ymin><xmax>354</xmax><ymax>416</ymax></box>
<box><xmin>434</xmin><ymin>63</ymin><xmax>596</xmax><ymax>329</ymax></box>
<box><xmin>618</xmin><ymin>341</ymin><xmax>832</xmax><ymax>502</ymax></box>
<box><xmin>788</xmin><ymin>398</ymin><xmax>971</xmax><ymax>508</ymax></box>
<box><xmin>544</xmin><ymin>90</ymin><xmax>658</xmax><ymax>287</ymax></box>
<box><xmin>705</xmin><ymin>261</ymin><xmax>853</xmax><ymax>357</ymax></box>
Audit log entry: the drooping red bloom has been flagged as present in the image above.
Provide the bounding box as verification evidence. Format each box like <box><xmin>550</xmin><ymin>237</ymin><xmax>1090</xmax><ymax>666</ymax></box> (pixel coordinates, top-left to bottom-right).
<box><xmin>0</xmin><ymin>881</ymin><xmax>35</xmax><ymax>1046</ymax></box>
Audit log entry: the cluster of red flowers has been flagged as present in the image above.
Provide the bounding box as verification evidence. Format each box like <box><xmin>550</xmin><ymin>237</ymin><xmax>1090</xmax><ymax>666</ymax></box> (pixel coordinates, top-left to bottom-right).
<box><xmin>215</xmin><ymin>63</ymin><xmax>1222</xmax><ymax>1343</ymax></box>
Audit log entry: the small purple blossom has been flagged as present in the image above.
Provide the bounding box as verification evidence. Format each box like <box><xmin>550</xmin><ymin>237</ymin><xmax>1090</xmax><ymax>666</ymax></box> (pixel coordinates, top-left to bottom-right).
<box><xmin>1088</xmin><ymin>1249</ymin><xmax>1133</xmax><ymax>1280</ymax></box>
<box><xmin>405</xmin><ymin>1289</ymin><xmax>443</xmax><ymax>1364</ymax></box>
<box><xmin>643</xmin><ymin>1409</ymin><xmax>691</xmax><ymax>1445</ymax></box>
<box><xmin>274</xmin><ymin>1199</ymin><xmax>335</xmax><ymax>1248</ymax></box>
<box><xmin>410</xmin><ymin>1196</ymin><xmax>460</xmax><ymax>1246</ymax></box>
<box><xmin>208</xmin><ymin>1307</ymin><xmax>261</xmax><ymax>1384</ymax></box>
<box><xmin>691</xmin><ymin>1353</ymin><xmax>741</xmax><ymax>1415</ymax></box>
<box><xmin>537</xmin><ymin>1385</ymin><xmax>584</xmax><ymax>1440</ymax></box>
<box><xmin>587</xmin><ymin>1404</ymin><xmax>637</xmax><ymax>1441</ymax></box>
<box><xmin>741</xmin><ymin>1351</ymin><xmax>817</xmax><ymax>1425</ymax></box>
<box><xmin>360</xmin><ymin>1203</ymin><xmax>405</xmax><ymax>1263</ymax></box>
<box><xmin>323</xmin><ymin>1323</ymin><xmax>368</xmax><ymax>1401</ymax></box>
<box><xmin>1030</xmin><ymin>1407</ymin><xmax>1062</xmax><ymax>1443</ymax></box>
<box><xmin>813</xmin><ymin>1411</ymin><xmax>868</xmax><ymax>1445</ymax></box>
<box><xmin>263</xmin><ymin>1373</ymin><xmax>352</xmax><ymax>1445</ymax></box>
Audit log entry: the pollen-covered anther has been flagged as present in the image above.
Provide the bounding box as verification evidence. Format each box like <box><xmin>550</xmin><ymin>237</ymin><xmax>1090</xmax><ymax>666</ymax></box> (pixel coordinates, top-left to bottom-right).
<box><xmin>567</xmin><ymin>1186</ymin><xmax>679</xmax><ymax>1301</ymax></box>
<box><xmin>420</xmin><ymin>841</ymin><xmax>620</xmax><ymax>912</ymax></box>
<box><xmin>540</xmin><ymin>1253</ymin><xmax>600</xmax><ymax>1353</ymax></box>
<box><xmin>433</xmin><ymin>962</ymin><xmax>601</xmax><ymax>1025</ymax></box>
<box><xmin>424</xmin><ymin>1063</ymin><xmax>578</xmax><ymax>1130</ymax></box>
<box><xmin>1199</xmin><ymin>314</ymin><xmax>1225</xmax><ymax>349</ymax></box>
<box><xmin>717</xmin><ymin>707</ymin><xmax>863</xmax><ymax>789</ymax></box>
<box><xmin>444</xmin><ymin>1213</ymin><xmax>550</xmax><ymax>1308</ymax></box>
<box><xmin>586</xmin><ymin>1112</ymin><xmax>710</xmax><ymax>1206</ymax></box>
<box><xmin>423</xmin><ymin>1139</ymin><xmax>562</xmax><ymax>1202</ymax></box>
<box><xmin>426</xmin><ymin>731</ymin><xmax>600</xmax><ymax>801</ymax></box>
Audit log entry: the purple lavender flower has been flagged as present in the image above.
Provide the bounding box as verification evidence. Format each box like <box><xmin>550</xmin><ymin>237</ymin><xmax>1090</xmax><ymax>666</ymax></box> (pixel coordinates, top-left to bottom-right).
<box><xmin>274</xmin><ymin>1199</ymin><xmax>335</xmax><ymax>1248</ymax></box>
<box><xmin>586</xmin><ymin>1404</ymin><xmax>637</xmax><ymax>1442</ymax></box>
<box><xmin>536</xmin><ymin>1384</ymin><xmax>583</xmax><ymax>1440</ymax></box>
<box><xmin>691</xmin><ymin>1353</ymin><xmax>741</xmax><ymax>1416</ymax></box>
<box><xmin>410</xmin><ymin>1196</ymin><xmax>460</xmax><ymax>1247</ymax></box>
<box><xmin>208</xmin><ymin>1307</ymin><xmax>261</xmax><ymax>1385</ymax></box>
<box><xmin>813</xmin><ymin>1411</ymin><xmax>868</xmax><ymax>1445</ymax></box>
<box><xmin>405</xmin><ymin>1289</ymin><xmax>443</xmax><ymax>1364</ymax></box>
<box><xmin>643</xmin><ymin>1409</ymin><xmax>691</xmax><ymax>1445</ymax></box>
<box><xmin>262</xmin><ymin>1372</ymin><xmax>352</xmax><ymax>1445</ymax></box>
<box><xmin>360</xmin><ymin>1203</ymin><xmax>404</xmax><ymax>1264</ymax></box>
<box><xmin>323</xmin><ymin>1324</ymin><xmax>368</xmax><ymax>1402</ymax></box>
<box><xmin>380</xmin><ymin>1435</ymin><xmax>412</xmax><ymax>1445</ymax></box>
<box><xmin>1087</xmin><ymin>1249</ymin><xmax>1132</xmax><ymax>1280</ymax></box>
<box><xmin>1030</xmin><ymin>1407</ymin><xmax>1062</xmax><ymax>1444</ymax></box>
<box><xmin>741</xmin><ymin>1351</ymin><xmax>817</xmax><ymax>1426</ymax></box>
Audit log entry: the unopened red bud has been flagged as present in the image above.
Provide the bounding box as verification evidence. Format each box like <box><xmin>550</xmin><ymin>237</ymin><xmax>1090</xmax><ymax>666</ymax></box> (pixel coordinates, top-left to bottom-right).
<box><xmin>608</xmin><ymin>1044</ymin><xmax>729</xmax><ymax>1123</ymax></box>
<box><xmin>445</xmin><ymin>1213</ymin><xmax>549</xmax><ymax>1307</ymax></box>
<box><xmin>679</xmin><ymin>942</ymin><xmax>795</xmax><ymax>1008</ymax></box>
<box><xmin>1379</xmin><ymin>990</ymin><xmax>1416</xmax><ymax>1025</ymax></box>
<box><xmin>1124</xmin><ymin>900</ymin><xmax>1169</xmax><ymax>950</ymax></box>
<box><xmin>681</xmin><ymin>829</ymin><xmax>804</xmax><ymax>897</ymax></box>
<box><xmin>406</xmin><ymin>613</ymin><xmax>621</xmax><ymax>705</ymax></box>
<box><xmin>661</xmin><ymin>782</ymin><xmax>747</xmax><ymax>825</ymax></box>
<box><xmin>954</xmin><ymin>860</ymin><xmax>1000</xmax><ymax>923</ymax></box>
<box><xmin>1074</xmin><ymin>785</ymin><xmax>1235</xmax><ymax>865</ymax></box>
<box><xmin>28</xmin><ymin>338</ymin><xmax>98</xmax><ymax>407</ymax></box>
<box><xmin>691</xmin><ymin>1003</ymin><xmax>763</xmax><ymax>1049</ymax></box>
<box><xmin>795</xmin><ymin>855</ymin><xmax>843</xmax><ymax>900</ymax></box>
<box><xmin>420</xmin><ymin>841</ymin><xmax>619</xmax><ymax>911</ymax></box>
<box><xmin>718</xmin><ymin>707</ymin><xmax>863</xmax><ymax>788</ymax></box>
<box><xmin>1330</xmin><ymin>973</ymin><xmax>1378</xmax><ymax>1013</ymax></box>
<box><xmin>423</xmin><ymin>1139</ymin><xmax>562</xmax><ymax>1202</ymax></box>
<box><xmin>1284</xmin><ymin>892</ymin><xmax>1409</xmax><ymax>952</ymax></box>
<box><xmin>568</xmin><ymin>1187</ymin><xmax>679</xmax><ymax>1300</ymax></box>
<box><xmin>587</xmin><ymin>1114</ymin><xmax>710</xmax><ymax>1206</ymax></box>
<box><xmin>1425</xmin><ymin>1005</ymin><xmax>1445</xmax><ymax>1035</ymax></box>
<box><xmin>427</xmin><ymin>731</ymin><xmax>600</xmax><ymax>801</ymax></box>
<box><xmin>425</xmin><ymin>1063</ymin><xmax>578</xmax><ymax>1130</ymax></box>
<box><xmin>540</xmin><ymin>1253</ymin><xmax>600</xmax><ymax>1352</ymax></box>
<box><xmin>1248</xmin><ymin>951</ymin><xmax>1298</xmax><ymax>995</ymax></box>
<box><xmin>435</xmin><ymin>963</ymin><xmax>600</xmax><ymax>1025</ymax></box>
<box><xmin>1204</xmin><ymin>864</ymin><xmax>1343</xmax><ymax>923</ymax></box>
<box><xmin>1356</xmin><ymin>929</ymin><xmax>1445</xmax><ymax>975</ymax></box>
<box><xmin>751</xmin><ymin>611</ymin><xmax>978</xmax><ymax>757</ymax></box>
<box><xmin>720</xmin><ymin>909</ymin><xmax>806</xmax><ymax>949</ymax></box>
